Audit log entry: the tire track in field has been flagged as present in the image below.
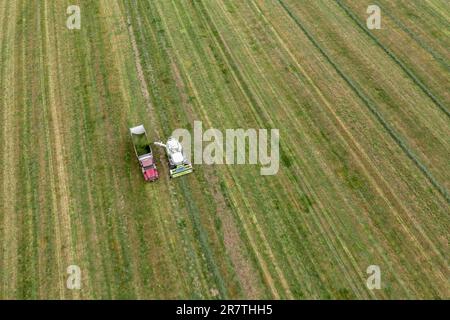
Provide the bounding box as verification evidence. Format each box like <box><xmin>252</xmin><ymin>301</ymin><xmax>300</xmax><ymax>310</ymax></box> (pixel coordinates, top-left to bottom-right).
<box><xmin>126</xmin><ymin>20</ymin><xmax>158</xmax><ymax>138</ymax></box>
<box><xmin>241</xmin><ymin>2</ymin><xmax>420</xmax><ymax>293</ymax></box>
<box><xmin>125</xmin><ymin>3</ymin><xmax>205</xmax><ymax>297</ymax></box>
<box><xmin>140</xmin><ymin>1</ymin><xmax>229</xmax><ymax>298</ymax></box>
<box><xmin>198</xmin><ymin>0</ymin><xmax>372</xmax><ymax>297</ymax></box>
<box><xmin>42</xmin><ymin>0</ymin><xmax>76</xmax><ymax>298</ymax></box>
<box><xmin>49</xmin><ymin>0</ymin><xmax>97</xmax><ymax>298</ymax></box>
<box><xmin>212</xmin><ymin>0</ymin><xmax>354</xmax><ymax>297</ymax></box>
<box><xmin>38</xmin><ymin>4</ymin><xmax>65</xmax><ymax>298</ymax></box>
<box><xmin>125</xmin><ymin>13</ymin><xmax>180</xmax><ymax>296</ymax></box>
<box><xmin>215</xmin><ymin>0</ymin><xmax>374</xmax><ymax>297</ymax></box>
<box><xmin>1</xmin><ymin>0</ymin><xmax>19</xmax><ymax>298</ymax></box>
<box><xmin>253</xmin><ymin>0</ymin><xmax>448</xmax><ymax>286</ymax></box>
<box><xmin>277</xmin><ymin>0</ymin><xmax>450</xmax><ymax>205</ymax></box>
<box><xmin>336</xmin><ymin>0</ymin><xmax>450</xmax><ymax>119</ymax></box>
<box><xmin>164</xmin><ymin>0</ymin><xmax>276</xmax><ymax>298</ymax></box>
<box><xmin>151</xmin><ymin>0</ymin><xmax>275</xmax><ymax>298</ymax></box>
<box><xmin>170</xmin><ymin>0</ymin><xmax>293</xmax><ymax>298</ymax></box>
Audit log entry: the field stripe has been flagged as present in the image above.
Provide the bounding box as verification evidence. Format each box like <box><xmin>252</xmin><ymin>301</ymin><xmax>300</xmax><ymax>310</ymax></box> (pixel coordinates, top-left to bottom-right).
<box><xmin>16</xmin><ymin>0</ymin><xmax>42</xmax><ymax>298</ymax></box>
<box><xmin>212</xmin><ymin>0</ymin><xmax>369</xmax><ymax>297</ymax></box>
<box><xmin>125</xmin><ymin>3</ymin><xmax>194</xmax><ymax>297</ymax></box>
<box><xmin>243</xmin><ymin>0</ymin><xmax>446</xmax><ymax>294</ymax></box>
<box><xmin>0</xmin><ymin>0</ymin><xmax>10</xmax><ymax>297</ymax></box>
<box><xmin>277</xmin><ymin>0</ymin><xmax>450</xmax><ymax>205</ymax></box>
<box><xmin>425</xmin><ymin>0</ymin><xmax>450</xmax><ymax>23</ymax></box>
<box><xmin>1</xmin><ymin>0</ymin><xmax>19</xmax><ymax>298</ymax></box>
<box><xmin>273</xmin><ymin>0</ymin><xmax>448</xmax><ymax>274</ymax></box>
<box><xmin>125</xmin><ymin>0</ymin><xmax>229</xmax><ymax>297</ymax></box>
<box><xmin>41</xmin><ymin>0</ymin><xmax>76</xmax><ymax>298</ymax></box>
<box><xmin>375</xmin><ymin>3</ymin><xmax>450</xmax><ymax>72</ymax></box>
<box><xmin>153</xmin><ymin>1</ymin><xmax>284</xmax><ymax>297</ymax></box>
<box><xmin>336</xmin><ymin>0</ymin><xmax>450</xmax><ymax>119</ymax></box>
<box><xmin>244</xmin><ymin>2</ymin><xmax>410</xmax><ymax>293</ymax></box>
<box><xmin>192</xmin><ymin>0</ymin><xmax>297</xmax><ymax>298</ymax></box>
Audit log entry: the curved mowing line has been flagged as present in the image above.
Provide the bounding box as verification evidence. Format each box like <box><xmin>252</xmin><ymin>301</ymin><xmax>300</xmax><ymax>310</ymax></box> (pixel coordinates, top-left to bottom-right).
<box><xmin>336</xmin><ymin>0</ymin><xmax>450</xmax><ymax>119</ymax></box>
<box><xmin>377</xmin><ymin>3</ymin><xmax>450</xmax><ymax>72</ymax></box>
<box><xmin>277</xmin><ymin>0</ymin><xmax>450</xmax><ymax>204</ymax></box>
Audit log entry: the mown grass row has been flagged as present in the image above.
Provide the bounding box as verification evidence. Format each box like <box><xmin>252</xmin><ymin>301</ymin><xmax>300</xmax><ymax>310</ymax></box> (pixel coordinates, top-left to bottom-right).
<box><xmin>278</xmin><ymin>0</ymin><xmax>450</xmax><ymax>215</ymax></box>
<box><xmin>272</xmin><ymin>0</ymin><xmax>443</xmax><ymax>268</ymax></box>
<box><xmin>205</xmin><ymin>1</ymin><xmax>362</xmax><ymax>297</ymax></box>
<box><xmin>123</xmin><ymin>0</ymin><xmax>241</xmax><ymax>298</ymax></box>
<box><xmin>163</xmin><ymin>0</ymin><xmax>278</xmax><ymax>297</ymax></box>
<box><xmin>153</xmin><ymin>0</ymin><xmax>295</xmax><ymax>297</ymax></box>
<box><xmin>277</xmin><ymin>0</ymin><xmax>449</xmax><ymax>204</ymax></box>
<box><xmin>336</xmin><ymin>0</ymin><xmax>449</xmax><ymax>118</ymax></box>
<box><xmin>171</xmin><ymin>0</ymin><xmax>372</xmax><ymax>298</ymax></box>
<box><xmin>186</xmin><ymin>0</ymin><xmax>303</xmax><ymax>297</ymax></box>
<box><xmin>242</xmin><ymin>0</ymin><xmax>448</xmax><ymax>297</ymax></box>
<box><xmin>374</xmin><ymin>2</ymin><xmax>450</xmax><ymax>71</ymax></box>
<box><xmin>169</xmin><ymin>0</ymin><xmax>440</xmax><ymax>298</ymax></box>
<box><xmin>0</xmin><ymin>0</ymin><xmax>12</xmax><ymax>298</ymax></box>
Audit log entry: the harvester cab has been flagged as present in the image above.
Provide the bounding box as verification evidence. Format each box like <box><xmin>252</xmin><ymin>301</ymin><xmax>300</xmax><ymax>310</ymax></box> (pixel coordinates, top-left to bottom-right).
<box><xmin>154</xmin><ymin>138</ymin><xmax>193</xmax><ymax>178</ymax></box>
<box><xmin>130</xmin><ymin>125</ymin><xmax>159</xmax><ymax>182</ymax></box>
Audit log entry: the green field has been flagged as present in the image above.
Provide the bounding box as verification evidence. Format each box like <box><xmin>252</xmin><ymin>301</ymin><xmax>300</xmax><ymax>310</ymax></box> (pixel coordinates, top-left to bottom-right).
<box><xmin>0</xmin><ymin>0</ymin><xmax>449</xmax><ymax>299</ymax></box>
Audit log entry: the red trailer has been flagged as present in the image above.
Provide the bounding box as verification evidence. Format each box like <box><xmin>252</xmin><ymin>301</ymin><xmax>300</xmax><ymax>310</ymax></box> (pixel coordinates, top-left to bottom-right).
<box><xmin>130</xmin><ymin>125</ymin><xmax>159</xmax><ymax>182</ymax></box>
